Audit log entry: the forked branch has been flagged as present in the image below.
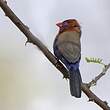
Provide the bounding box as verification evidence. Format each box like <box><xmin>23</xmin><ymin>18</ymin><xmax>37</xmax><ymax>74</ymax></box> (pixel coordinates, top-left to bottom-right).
<box><xmin>0</xmin><ymin>0</ymin><xmax>110</xmax><ymax>109</ymax></box>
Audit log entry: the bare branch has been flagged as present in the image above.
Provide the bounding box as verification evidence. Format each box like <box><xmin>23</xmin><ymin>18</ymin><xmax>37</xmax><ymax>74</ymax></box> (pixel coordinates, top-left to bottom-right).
<box><xmin>0</xmin><ymin>0</ymin><xmax>69</xmax><ymax>79</ymax></box>
<box><xmin>88</xmin><ymin>63</ymin><xmax>110</xmax><ymax>88</ymax></box>
<box><xmin>0</xmin><ymin>0</ymin><xmax>110</xmax><ymax>109</ymax></box>
<box><xmin>82</xmin><ymin>83</ymin><xmax>110</xmax><ymax>110</ymax></box>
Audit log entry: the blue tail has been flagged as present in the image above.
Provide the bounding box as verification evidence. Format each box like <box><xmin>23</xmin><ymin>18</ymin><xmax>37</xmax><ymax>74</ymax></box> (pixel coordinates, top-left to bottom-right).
<box><xmin>69</xmin><ymin>68</ymin><xmax>82</xmax><ymax>98</ymax></box>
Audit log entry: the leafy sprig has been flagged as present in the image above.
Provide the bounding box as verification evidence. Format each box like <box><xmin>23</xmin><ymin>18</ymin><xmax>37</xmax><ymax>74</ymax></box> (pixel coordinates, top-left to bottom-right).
<box><xmin>85</xmin><ymin>57</ymin><xmax>105</xmax><ymax>66</ymax></box>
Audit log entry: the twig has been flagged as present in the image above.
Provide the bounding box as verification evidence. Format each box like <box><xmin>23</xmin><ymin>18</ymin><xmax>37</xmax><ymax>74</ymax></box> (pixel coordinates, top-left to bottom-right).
<box><xmin>0</xmin><ymin>0</ymin><xmax>110</xmax><ymax>109</ymax></box>
<box><xmin>82</xmin><ymin>83</ymin><xmax>110</xmax><ymax>110</ymax></box>
<box><xmin>88</xmin><ymin>64</ymin><xmax>110</xmax><ymax>88</ymax></box>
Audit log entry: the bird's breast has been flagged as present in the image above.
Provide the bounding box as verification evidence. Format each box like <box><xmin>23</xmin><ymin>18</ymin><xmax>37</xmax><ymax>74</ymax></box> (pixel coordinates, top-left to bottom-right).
<box><xmin>55</xmin><ymin>31</ymin><xmax>81</xmax><ymax>63</ymax></box>
<box><xmin>57</xmin><ymin>31</ymin><xmax>81</xmax><ymax>47</ymax></box>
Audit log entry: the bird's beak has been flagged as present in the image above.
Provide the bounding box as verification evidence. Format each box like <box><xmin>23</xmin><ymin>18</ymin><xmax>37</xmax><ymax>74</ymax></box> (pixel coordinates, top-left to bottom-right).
<box><xmin>56</xmin><ymin>22</ymin><xmax>62</xmax><ymax>27</ymax></box>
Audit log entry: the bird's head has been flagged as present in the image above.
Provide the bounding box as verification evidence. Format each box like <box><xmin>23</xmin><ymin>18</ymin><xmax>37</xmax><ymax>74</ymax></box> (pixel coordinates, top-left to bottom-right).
<box><xmin>56</xmin><ymin>19</ymin><xmax>81</xmax><ymax>33</ymax></box>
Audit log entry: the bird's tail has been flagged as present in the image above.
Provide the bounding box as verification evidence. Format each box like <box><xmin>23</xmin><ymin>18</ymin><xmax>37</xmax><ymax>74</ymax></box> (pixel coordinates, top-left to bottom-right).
<box><xmin>69</xmin><ymin>68</ymin><xmax>82</xmax><ymax>98</ymax></box>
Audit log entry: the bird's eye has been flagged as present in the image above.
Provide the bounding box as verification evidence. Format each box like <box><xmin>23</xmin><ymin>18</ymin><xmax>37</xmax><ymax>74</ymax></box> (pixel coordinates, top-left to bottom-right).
<box><xmin>74</xmin><ymin>25</ymin><xmax>77</xmax><ymax>27</ymax></box>
<box><xmin>63</xmin><ymin>22</ymin><xmax>68</xmax><ymax>27</ymax></box>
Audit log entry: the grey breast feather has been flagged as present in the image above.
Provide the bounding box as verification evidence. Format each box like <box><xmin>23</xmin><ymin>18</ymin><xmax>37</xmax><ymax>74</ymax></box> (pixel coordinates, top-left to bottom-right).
<box><xmin>56</xmin><ymin>31</ymin><xmax>81</xmax><ymax>63</ymax></box>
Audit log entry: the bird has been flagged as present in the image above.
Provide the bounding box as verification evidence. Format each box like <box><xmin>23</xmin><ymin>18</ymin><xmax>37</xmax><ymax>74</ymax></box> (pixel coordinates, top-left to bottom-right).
<box><xmin>53</xmin><ymin>19</ymin><xmax>82</xmax><ymax>98</ymax></box>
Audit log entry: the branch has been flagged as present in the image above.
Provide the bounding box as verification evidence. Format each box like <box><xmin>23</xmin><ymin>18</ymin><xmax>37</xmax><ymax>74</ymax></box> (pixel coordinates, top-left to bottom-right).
<box><xmin>0</xmin><ymin>0</ymin><xmax>110</xmax><ymax>110</ymax></box>
<box><xmin>88</xmin><ymin>64</ymin><xmax>110</xmax><ymax>88</ymax></box>
<box><xmin>0</xmin><ymin>0</ymin><xmax>69</xmax><ymax>79</ymax></box>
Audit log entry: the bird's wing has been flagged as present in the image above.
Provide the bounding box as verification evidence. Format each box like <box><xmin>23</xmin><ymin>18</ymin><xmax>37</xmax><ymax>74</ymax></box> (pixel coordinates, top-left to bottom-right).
<box><xmin>58</xmin><ymin>42</ymin><xmax>80</xmax><ymax>63</ymax></box>
<box><xmin>57</xmin><ymin>31</ymin><xmax>81</xmax><ymax>63</ymax></box>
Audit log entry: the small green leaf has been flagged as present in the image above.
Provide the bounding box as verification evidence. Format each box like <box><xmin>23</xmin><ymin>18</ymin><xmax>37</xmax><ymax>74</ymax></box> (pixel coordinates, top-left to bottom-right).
<box><xmin>85</xmin><ymin>57</ymin><xmax>105</xmax><ymax>66</ymax></box>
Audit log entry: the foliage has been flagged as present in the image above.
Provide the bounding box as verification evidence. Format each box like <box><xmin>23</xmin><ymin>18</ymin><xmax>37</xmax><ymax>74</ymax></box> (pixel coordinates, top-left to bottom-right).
<box><xmin>85</xmin><ymin>57</ymin><xmax>105</xmax><ymax>66</ymax></box>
